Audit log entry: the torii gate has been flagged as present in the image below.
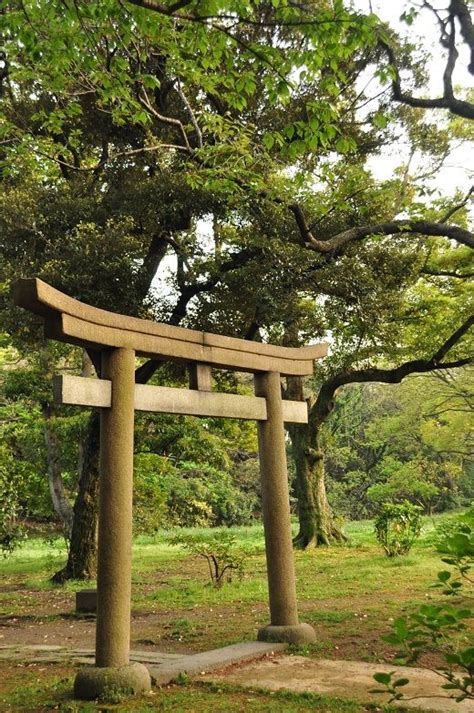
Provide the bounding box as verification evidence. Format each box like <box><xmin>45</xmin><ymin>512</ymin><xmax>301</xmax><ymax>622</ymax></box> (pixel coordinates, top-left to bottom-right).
<box><xmin>13</xmin><ymin>278</ymin><xmax>327</xmax><ymax>699</ymax></box>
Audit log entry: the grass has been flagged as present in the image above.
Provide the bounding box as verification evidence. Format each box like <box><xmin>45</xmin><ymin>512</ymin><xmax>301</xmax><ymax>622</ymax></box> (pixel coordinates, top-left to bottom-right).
<box><xmin>0</xmin><ymin>512</ymin><xmax>467</xmax><ymax>711</ymax></box>
<box><xmin>0</xmin><ymin>666</ymin><xmax>402</xmax><ymax>712</ymax></box>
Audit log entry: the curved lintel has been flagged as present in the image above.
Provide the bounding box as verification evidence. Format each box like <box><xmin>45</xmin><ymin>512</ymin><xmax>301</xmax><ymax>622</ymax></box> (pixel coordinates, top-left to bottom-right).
<box><xmin>12</xmin><ymin>278</ymin><xmax>328</xmax><ymax>375</ymax></box>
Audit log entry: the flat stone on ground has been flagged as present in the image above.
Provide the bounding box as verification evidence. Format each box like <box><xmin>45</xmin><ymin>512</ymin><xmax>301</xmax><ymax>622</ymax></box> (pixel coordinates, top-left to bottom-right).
<box><xmin>202</xmin><ymin>655</ymin><xmax>473</xmax><ymax>712</ymax></box>
<box><xmin>147</xmin><ymin>642</ymin><xmax>286</xmax><ymax>685</ymax></box>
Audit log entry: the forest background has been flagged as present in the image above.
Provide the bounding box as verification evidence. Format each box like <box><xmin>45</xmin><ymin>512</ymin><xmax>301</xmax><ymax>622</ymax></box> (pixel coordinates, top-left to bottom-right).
<box><xmin>0</xmin><ymin>0</ymin><xmax>472</xmax><ymax>578</ymax></box>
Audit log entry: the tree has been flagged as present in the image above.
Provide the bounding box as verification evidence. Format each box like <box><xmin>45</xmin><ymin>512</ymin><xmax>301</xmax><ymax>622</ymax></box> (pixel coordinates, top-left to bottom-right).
<box><xmin>291</xmin><ymin>317</ymin><xmax>472</xmax><ymax>547</ymax></box>
<box><xmin>1</xmin><ymin>0</ymin><xmax>473</xmax><ymax>570</ymax></box>
<box><xmin>320</xmin><ymin>368</ymin><xmax>473</xmax><ymax>520</ymax></box>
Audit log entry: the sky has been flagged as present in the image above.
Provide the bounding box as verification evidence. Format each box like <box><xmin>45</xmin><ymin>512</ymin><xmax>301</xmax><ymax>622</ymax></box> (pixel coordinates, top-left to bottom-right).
<box><xmin>355</xmin><ymin>0</ymin><xmax>473</xmax><ymax>195</ymax></box>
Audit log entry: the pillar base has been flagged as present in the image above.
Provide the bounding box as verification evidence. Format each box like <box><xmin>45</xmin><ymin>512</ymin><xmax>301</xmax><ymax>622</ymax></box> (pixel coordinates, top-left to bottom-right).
<box><xmin>74</xmin><ymin>662</ymin><xmax>151</xmax><ymax>701</ymax></box>
<box><xmin>257</xmin><ymin>623</ymin><xmax>316</xmax><ymax>645</ymax></box>
<box><xmin>75</xmin><ymin>589</ymin><xmax>97</xmax><ymax>614</ymax></box>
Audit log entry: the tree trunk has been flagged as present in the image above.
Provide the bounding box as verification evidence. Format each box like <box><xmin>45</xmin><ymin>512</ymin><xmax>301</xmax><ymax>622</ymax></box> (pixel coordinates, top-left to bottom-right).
<box><xmin>52</xmin><ymin>410</ymin><xmax>100</xmax><ymax>583</ymax></box>
<box><xmin>42</xmin><ymin>405</ymin><xmax>73</xmax><ymax>536</ymax></box>
<box><xmin>287</xmin><ymin>376</ymin><xmax>347</xmax><ymax>549</ymax></box>
<box><xmin>51</xmin><ymin>232</ymin><xmax>172</xmax><ymax>582</ymax></box>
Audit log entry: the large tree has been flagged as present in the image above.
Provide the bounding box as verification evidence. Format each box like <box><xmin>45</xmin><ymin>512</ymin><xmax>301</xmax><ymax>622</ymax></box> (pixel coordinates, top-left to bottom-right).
<box><xmin>1</xmin><ymin>0</ymin><xmax>473</xmax><ymax>572</ymax></box>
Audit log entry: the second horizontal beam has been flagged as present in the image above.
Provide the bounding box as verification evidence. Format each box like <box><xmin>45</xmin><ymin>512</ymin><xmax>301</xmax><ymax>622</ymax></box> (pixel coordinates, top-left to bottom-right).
<box><xmin>53</xmin><ymin>375</ymin><xmax>308</xmax><ymax>424</ymax></box>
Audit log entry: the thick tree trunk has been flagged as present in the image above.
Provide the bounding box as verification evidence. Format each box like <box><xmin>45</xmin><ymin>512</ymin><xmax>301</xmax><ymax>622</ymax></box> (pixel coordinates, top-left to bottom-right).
<box><xmin>287</xmin><ymin>376</ymin><xmax>347</xmax><ymax>549</ymax></box>
<box><xmin>42</xmin><ymin>405</ymin><xmax>73</xmax><ymax>537</ymax></box>
<box><xmin>52</xmin><ymin>410</ymin><xmax>100</xmax><ymax>583</ymax></box>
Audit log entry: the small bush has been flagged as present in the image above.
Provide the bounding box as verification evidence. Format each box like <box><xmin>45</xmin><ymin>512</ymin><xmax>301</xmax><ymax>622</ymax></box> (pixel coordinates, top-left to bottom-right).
<box><xmin>374</xmin><ymin>501</ymin><xmax>422</xmax><ymax>557</ymax></box>
<box><xmin>374</xmin><ymin>507</ymin><xmax>473</xmax><ymax>703</ymax></box>
<box><xmin>0</xmin><ymin>447</ymin><xmax>27</xmax><ymax>556</ymax></box>
<box><xmin>168</xmin><ymin>530</ymin><xmax>250</xmax><ymax>587</ymax></box>
<box><xmin>133</xmin><ymin>454</ymin><xmax>256</xmax><ymax>531</ymax></box>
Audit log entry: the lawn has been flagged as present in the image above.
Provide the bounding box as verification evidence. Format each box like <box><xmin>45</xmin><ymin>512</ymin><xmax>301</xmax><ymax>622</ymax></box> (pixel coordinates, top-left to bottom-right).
<box><xmin>0</xmin><ymin>513</ymin><xmax>467</xmax><ymax>711</ymax></box>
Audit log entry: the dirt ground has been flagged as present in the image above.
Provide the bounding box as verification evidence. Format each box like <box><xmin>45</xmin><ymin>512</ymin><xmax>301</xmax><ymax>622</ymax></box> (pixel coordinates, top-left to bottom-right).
<box><xmin>0</xmin><ymin>584</ymin><xmax>444</xmax><ymax>668</ymax></box>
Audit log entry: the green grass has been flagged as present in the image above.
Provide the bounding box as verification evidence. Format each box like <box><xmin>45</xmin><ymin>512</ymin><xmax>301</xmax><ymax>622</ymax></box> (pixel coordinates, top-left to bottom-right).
<box><xmin>0</xmin><ymin>672</ymin><xmax>402</xmax><ymax>712</ymax></box>
<box><xmin>1</xmin><ymin>511</ymin><xmax>467</xmax><ymax>710</ymax></box>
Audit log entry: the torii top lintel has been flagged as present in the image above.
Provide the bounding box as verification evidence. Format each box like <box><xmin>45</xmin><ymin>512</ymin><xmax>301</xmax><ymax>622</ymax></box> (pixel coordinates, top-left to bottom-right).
<box><xmin>13</xmin><ymin>278</ymin><xmax>327</xmax><ymax>376</ymax></box>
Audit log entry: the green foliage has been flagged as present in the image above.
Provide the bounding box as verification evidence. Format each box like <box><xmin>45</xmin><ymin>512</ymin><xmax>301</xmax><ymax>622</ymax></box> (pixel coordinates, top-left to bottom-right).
<box><xmin>133</xmin><ymin>453</ymin><xmax>257</xmax><ymax>532</ymax></box>
<box><xmin>325</xmin><ymin>373</ymin><xmax>473</xmax><ymax>520</ymax></box>
<box><xmin>374</xmin><ymin>508</ymin><xmax>474</xmax><ymax>702</ymax></box>
<box><xmin>374</xmin><ymin>502</ymin><xmax>422</xmax><ymax>557</ymax></box>
<box><xmin>0</xmin><ymin>444</ymin><xmax>27</xmax><ymax>556</ymax></box>
<box><xmin>168</xmin><ymin>530</ymin><xmax>249</xmax><ymax>587</ymax></box>
<box><xmin>434</xmin><ymin>505</ymin><xmax>474</xmax><ymax>596</ymax></box>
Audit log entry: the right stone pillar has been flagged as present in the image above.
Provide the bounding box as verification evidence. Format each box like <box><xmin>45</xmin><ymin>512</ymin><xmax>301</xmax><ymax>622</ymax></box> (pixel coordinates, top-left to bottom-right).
<box><xmin>254</xmin><ymin>371</ymin><xmax>316</xmax><ymax>644</ymax></box>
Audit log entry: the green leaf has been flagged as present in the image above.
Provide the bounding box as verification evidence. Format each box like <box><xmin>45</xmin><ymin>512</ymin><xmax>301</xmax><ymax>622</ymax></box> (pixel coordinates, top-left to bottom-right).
<box><xmin>393</xmin><ymin>678</ymin><xmax>410</xmax><ymax>687</ymax></box>
<box><xmin>373</xmin><ymin>672</ymin><xmax>393</xmax><ymax>685</ymax></box>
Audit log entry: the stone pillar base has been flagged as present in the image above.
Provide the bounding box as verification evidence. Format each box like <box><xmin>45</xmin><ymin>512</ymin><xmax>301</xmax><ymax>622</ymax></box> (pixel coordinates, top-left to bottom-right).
<box><xmin>257</xmin><ymin>623</ymin><xmax>316</xmax><ymax>645</ymax></box>
<box><xmin>75</xmin><ymin>589</ymin><xmax>97</xmax><ymax>614</ymax></box>
<box><xmin>74</xmin><ymin>663</ymin><xmax>151</xmax><ymax>701</ymax></box>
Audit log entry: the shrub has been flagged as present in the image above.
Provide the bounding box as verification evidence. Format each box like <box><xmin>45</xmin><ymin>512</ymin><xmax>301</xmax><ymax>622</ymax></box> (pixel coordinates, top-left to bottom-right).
<box><xmin>133</xmin><ymin>453</ymin><xmax>170</xmax><ymax>534</ymax></box>
<box><xmin>0</xmin><ymin>445</ymin><xmax>28</xmax><ymax>556</ymax></box>
<box><xmin>373</xmin><ymin>507</ymin><xmax>473</xmax><ymax>703</ymax></box>
<box><xmin>169</xmin><ymin>530</ymin><xmax>249</xmax><ymax>587</ymax></box>
<box><xmin>133</xmin><ymin>455</ymin><xmax>256</xmax><ymax>532</ymax></box>
<box><xmin>374</xmin><ymin>501</ymin><xmax>422</xmax><ymax>557</ymax></box>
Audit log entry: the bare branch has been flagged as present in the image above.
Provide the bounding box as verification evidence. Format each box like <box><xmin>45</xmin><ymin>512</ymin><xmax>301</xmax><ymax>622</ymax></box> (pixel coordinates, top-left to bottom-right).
<box><xmin>451</xmin><ymin>0</ymin><xmax>474</xmax><ymax>73</ymax></box>
<box><xmin>176</xmin><ymin>78</ymin><xmax>203</xmax><ymax>148</ymax></box>
<box><xmin>432</xmin><ymin>314</ymin><xmax>474</xmax><ymax>363</ymax></box>
<box><xmin>380</xmin><ymin>38</ymin><xmax>474</xmax><ymax>120</ymax></box>
<box><xmin>300</xmin><ymin>219</ymin><xmax>474</xmax><ymax>253</ymax></box>
<box><xmin>422</xmin><ymin>267</ymin><xmax>474</xmax><ymax>279</ymax></box>
<box><xmin>440</xmin><ymin>185</ymin><xmax>474</xmax><ymax>223</ymax></box>
<box><xmin>311</xmin><ymin>315</ymin><xmax>473</xmax><ymax>426</ymax></box>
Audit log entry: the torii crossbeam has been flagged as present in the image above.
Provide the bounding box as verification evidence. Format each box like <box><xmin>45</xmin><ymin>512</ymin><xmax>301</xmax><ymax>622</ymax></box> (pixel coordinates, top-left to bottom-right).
<box><xmin>13</xmin><ymin>278</ymin><xmax>328</xmax><ymax>699</ymax></box>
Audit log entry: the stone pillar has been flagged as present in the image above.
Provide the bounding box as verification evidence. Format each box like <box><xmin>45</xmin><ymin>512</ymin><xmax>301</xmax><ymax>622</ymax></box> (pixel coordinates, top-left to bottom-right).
<box><xmin>96</xmin><ymin>347</ymin><xmax>135</xmax><ymax>667</ymax></box>
<box><xmin>254</xmin><ymin>371</ymin><xmax>316</xmax><ymax>645</ymax></box>
<box><xmin>74</xmin><ymin>347</ymin><xmax>150</xmax><ymax>700</ymax></box>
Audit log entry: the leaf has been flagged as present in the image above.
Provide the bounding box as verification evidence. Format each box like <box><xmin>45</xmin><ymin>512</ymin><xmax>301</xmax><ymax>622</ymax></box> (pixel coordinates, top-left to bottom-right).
<box><xmin>393</xmin><ymin>678</ymin><xmax>410</xmax><ymax>687</ymax></box>
<box><xmin>373</xmin><ymin>672</ymin><xmax>393</xmax><ymax>685</ymax></box>
<box><xmin>262</xmin><ymin>134</ymin><xmax>274</xmax><ymax>151</ymax></box>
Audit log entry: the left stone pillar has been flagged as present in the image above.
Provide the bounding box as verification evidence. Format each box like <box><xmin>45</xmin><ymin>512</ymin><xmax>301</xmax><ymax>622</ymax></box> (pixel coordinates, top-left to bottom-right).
<box><xmin>74</xmin><ymin>348</ymin><xmax>151</xmax><ymax>700</ymax></box>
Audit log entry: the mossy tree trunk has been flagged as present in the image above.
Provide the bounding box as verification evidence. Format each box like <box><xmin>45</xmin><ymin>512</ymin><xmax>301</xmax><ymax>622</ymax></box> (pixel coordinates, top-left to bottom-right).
<box><xmin>287</xmin><ymin>375</ymin><xmax>347</xmax><ymax>549</ymax></box>
<box><xmin>52</xmin><ymin>409</ymin><xmax>100</xmax><ymax>582</ymax></box>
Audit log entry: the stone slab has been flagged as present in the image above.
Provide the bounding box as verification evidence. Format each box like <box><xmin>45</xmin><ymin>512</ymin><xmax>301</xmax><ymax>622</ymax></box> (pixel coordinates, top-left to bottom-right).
<box><xmin>23</xmin><ymin>645</ymin><xmax>66</xmax><ymax>652</ymax></box>
<box><xmin>147</xmin><ymin>642</ymin><xmax>287</xmax><ymax>685</ymax></box>
<box><xmin>202</xmin><ymin>655</ymin><xmax>473</xmax><ymax>712</ymax></box>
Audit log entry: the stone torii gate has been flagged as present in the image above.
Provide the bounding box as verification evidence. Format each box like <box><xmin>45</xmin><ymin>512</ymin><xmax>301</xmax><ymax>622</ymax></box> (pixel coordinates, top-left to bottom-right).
<box><xmin>13</xmin><ymin>278</ymin><xmax>328</xmax><ymax>699</ymax></box>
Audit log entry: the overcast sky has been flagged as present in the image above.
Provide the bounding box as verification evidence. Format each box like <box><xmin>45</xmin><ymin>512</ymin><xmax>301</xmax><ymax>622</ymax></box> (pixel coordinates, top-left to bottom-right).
<box><xmin>355</xmin><ymin>0</ymin><xmax>473</xmax><ymax>195</ymax></box>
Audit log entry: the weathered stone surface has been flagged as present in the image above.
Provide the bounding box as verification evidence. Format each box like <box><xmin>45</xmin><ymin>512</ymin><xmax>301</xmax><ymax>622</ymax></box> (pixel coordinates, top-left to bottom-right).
<box><xmin>75</xmin><ymin>589</ymin><xmax>97</xmax><ymax>613</ymax></box>
<box><xmin>257</xmin><ymin>623</ymin><xmax>316</xmax><ymax>645</ymax></box>
<box><xmin>95</xmin><ymin>347</ymin><xmax>135</xmax><ymax>669</ymax></box>
<box><xmin>73</xmin><ymin>662</ymin><xmax>151</xmax><ymax>700</ymax></box>
<box><xmin>255</xmin><ymin>372</ymin><xmax>300</xmax><ymax>630</ymax></box>
<box><xmin>147</xmin><ymin>642</ymin><xmax>287</xmax><ymax>685</ymax></box>
<box><xmin>55</xmin><ymin>375</ymin><xmax>309</xmax><ymax>423</ymax></box>
<box><xmin>203</xmin><ymin>655</ymin><xmax>474</xmax><ymax>712</ymax></box>
<box><xmin>12</xmin><ymin>278</ymin><xmax>327</xmax><ymax>374</ymax></box>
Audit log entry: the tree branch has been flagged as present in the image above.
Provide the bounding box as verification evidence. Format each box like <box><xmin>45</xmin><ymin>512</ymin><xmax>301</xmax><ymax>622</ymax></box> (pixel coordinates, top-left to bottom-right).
<box><xmin>439</xmin><ymin>185</ymin><xmax>473</xmax><ymax>223</ymax></box>
<box><xmin>310</xmin><ymin>315</ymin><xmax>474</xmax><ymax>427</ymax></box>
<box><xmin>422</xmin><ymin>267</ymin><xmax>474</xmax><ymax>279</ymax></box>
<box><xmin>380</xmin><ymin>34</ymin><xmax>474</xmax><ymax>120</ymax></box>
<box><xmin>300</xmin><ymin>219</ymin><xmax>474</xmax><ymax>253</ymax></box>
